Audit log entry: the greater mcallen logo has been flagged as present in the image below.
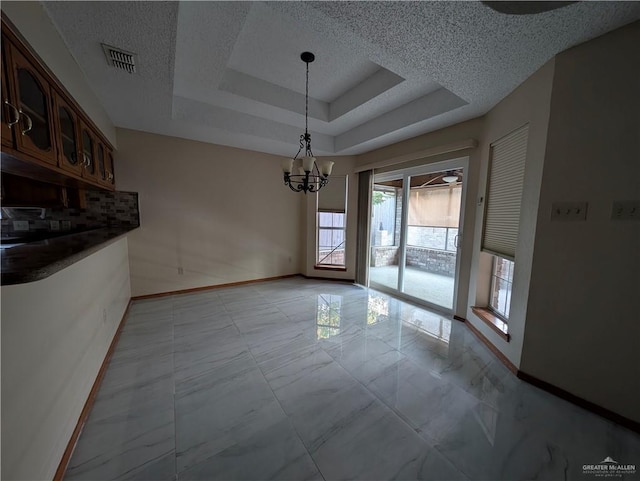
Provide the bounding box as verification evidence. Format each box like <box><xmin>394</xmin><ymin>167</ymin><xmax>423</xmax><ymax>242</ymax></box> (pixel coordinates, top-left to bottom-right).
<box><xmin>583</xmin><ymin>457</ymin><xmax>636</xmax><ymax>477</ymax></box>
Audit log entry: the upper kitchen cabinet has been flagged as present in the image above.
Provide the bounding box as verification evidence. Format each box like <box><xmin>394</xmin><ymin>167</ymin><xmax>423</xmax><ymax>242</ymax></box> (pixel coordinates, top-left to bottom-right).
<box><xmin>105</xmin><ymin>149</ymin><xmax>115</xmax><ymax>187</ymax></box>
<box><xmin>79</xmin><ymin>120</ymin><xmax>100</xmax><ymax>183</ymax></box>
<box><xmin>96</xmin><ymin>140</ymin><xmax>115</xmax><ymax>188</ymax></box>
<box><xmin>1</xmin><ymin>17</ymin><xmax>116</xmax><ymax>191</ymax></box>
<box><xmin>5</xmin><ymin>42</ymin><xmax>57</xmax><ymax>166</ymax></box>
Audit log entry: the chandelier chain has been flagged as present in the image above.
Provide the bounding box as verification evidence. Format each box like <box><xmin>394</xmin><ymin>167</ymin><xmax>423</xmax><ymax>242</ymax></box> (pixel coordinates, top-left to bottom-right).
<box><xmin>305</xmin><ymin>61</ymin><xmax>309</xmax><ymax>139</ymax></box>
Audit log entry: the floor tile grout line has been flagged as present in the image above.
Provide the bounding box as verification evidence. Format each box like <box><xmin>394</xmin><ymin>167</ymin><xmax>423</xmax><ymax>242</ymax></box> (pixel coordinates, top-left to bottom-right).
<box><xmin>171</xmin><ymin>295</ymin><xmax>179</xmax><ymax>481</ymax></box>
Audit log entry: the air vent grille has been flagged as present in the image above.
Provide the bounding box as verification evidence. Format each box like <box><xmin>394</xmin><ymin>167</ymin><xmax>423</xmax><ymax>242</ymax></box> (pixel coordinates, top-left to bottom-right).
<box><xmin>102</xmin><ymin>44</ymin><xmax>137</xmax><ymax>73</ymax></box>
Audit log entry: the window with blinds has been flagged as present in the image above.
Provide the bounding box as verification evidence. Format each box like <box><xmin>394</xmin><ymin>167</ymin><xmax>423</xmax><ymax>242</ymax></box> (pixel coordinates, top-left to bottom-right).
<box><xmin>317</xmin><ymin>175</ymin><xmax>347</xmax><ymax>267</ymax></box>
<box><xmin>482</xmin><ymin>124</ymin><xmax>529</xmax><ymax>260</ymax></box>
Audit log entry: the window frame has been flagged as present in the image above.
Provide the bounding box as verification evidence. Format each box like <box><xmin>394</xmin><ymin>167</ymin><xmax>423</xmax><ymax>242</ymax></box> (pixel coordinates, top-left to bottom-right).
<box><xmin>316</xmin><ymin>211</ymin><xmax>347</xmax><ymax>267</ymax></box>
<box><xmin>489</xmin><ymin>255</ymin><xmax>514</xmax><ymax>321</ymax></box>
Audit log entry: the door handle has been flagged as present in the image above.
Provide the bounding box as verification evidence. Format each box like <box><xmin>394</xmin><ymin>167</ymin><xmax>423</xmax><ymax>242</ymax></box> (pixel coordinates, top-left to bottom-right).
<box><xmin>454</xmin><ymin>234</ymin><xmax>461</xmax><ymax>248</ymax></box>
<box><xmin>4</xmin><ymin>100</ymin><xmax>19</xmax><ymax>127</ymax></box>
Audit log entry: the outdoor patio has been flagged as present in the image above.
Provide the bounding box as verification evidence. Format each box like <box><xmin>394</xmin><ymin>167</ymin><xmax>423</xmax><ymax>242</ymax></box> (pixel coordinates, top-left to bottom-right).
<box><xmin>369</xmin><ymin>265</ymin><xmax>455</xmax><ymax>309</ymax></box>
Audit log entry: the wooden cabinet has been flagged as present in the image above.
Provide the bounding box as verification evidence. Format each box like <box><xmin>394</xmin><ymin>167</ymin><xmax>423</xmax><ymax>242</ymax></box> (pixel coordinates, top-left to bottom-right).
<box><xmin>1</xmin><ymin>19</ymin><xmax>115</xmax><ymax>191</ymax></box>
<box><xmin>105</xmin><ymin>149</ymin><xmax>115</xmax><ymax>187</ymax></box>
<box><xmin>96</xmin><ymin>141</ymin><xmax>116</xmax><ymax>187</ymax></box>
<box><xmin>6</xmin><ymin>42</ymin><xmax>57</xmax><ymax>166</ymax></box>
<box><xmin>53</xmin><ymin>91</ymin><xmax>82</xmax><ymax>176</ymax></box>
<box><xmin>79</xmin><ymin>120</ymin><xmax>100</xmax><ymax>183</ymax></box>
<box><xmin>1</xmin><ymin>41</ymin><xmax>16</xmax><ymax>149</ymax></box>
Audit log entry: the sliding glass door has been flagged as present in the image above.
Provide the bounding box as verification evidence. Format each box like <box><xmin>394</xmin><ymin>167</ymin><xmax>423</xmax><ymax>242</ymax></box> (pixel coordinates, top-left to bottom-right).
<box><xmin>369</xmin><ymin>159</ymin><xmax>466</xmax><ymax>313</ymax></box>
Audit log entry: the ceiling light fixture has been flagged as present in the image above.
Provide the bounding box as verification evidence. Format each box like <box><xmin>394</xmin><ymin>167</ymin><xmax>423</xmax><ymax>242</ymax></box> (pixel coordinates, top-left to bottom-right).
<box><xmin>281</xmin><ymin>52</ymin><xmax>333</xmax><ymax>193</ymax></box>
<box><xmin>442</xmin><ymin>171</ymin><xmax>459</xmax><ymax>183</ymax></box>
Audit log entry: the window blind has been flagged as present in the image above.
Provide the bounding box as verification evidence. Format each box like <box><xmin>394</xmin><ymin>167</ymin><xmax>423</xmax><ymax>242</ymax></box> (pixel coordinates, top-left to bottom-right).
<box><xmin>318</xmin><ymin>175</ymin><xmax>347</xmax><ymax>212</ymax></box>
<box><xmin>482</xmin><ymin>124</ymin><xmax>529</xmax><ymax>260</ymax></box>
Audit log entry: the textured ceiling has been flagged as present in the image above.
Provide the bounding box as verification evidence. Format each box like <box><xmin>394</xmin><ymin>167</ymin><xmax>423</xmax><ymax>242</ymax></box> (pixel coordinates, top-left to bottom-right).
<box><xmin>42</xmin><ymin>1</ymin><xmax>640</xmax><ymax>156</ymax></box>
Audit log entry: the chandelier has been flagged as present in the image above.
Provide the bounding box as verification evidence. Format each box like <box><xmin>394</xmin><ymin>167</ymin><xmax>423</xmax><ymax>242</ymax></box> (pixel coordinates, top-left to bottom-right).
<box><xmin>281</xmin><ymin>52</ymin><xmax>333</xmax><ymax>193</ymax></box>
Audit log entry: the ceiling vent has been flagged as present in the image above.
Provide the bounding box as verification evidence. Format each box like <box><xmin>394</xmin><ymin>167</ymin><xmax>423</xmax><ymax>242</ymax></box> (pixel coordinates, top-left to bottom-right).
<box><xmin>102</xmin><ymin>44</ymin><xmax>137</xmax><ymax>73</ymax></box>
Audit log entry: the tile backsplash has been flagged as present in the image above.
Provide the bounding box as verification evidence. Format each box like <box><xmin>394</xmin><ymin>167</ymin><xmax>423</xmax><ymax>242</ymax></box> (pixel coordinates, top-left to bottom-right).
<box><xmin>1</xmin><ymin>190</ymin><xmax>139</xmax><ymax>237</ymax></box>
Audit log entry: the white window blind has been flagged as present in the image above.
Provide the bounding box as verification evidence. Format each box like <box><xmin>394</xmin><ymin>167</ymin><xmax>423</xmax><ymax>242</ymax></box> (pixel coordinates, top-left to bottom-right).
<box><xmin>318</xmin><ymin>175</ymin><xmax>347</xmax><ymax>213</ymax></box>
<box><xmin>482</xmin><ymin>125</ymin><xmax>529</xmax><ymax>260</ymax></box>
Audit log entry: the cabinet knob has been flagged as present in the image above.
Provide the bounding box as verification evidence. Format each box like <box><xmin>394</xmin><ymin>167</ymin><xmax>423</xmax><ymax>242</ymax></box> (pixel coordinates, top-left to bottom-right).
<box><xmin>4</xmin><ymin>100</ymin><xmax>19</xmax><ymax>127</ymax></box>
<box><xmin>18</xmin><ymin>110</ymin><xmax>33</xmax><ymax>135</ymax></box>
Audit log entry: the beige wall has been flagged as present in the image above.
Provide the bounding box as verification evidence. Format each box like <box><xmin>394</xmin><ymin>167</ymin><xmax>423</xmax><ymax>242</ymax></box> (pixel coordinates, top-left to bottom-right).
<box><xmin>1</xmin><ymin>237</ymin><xmax>131</xmax><ymax>481</ymax></box>
<box><xmin>521</xmin><ymin>22</ymin><xmax>640</xmax><ymax>422</ymax></box>
<box><xmin>467</xmin><ymin>59</ymin><xmax>556</xmax><ymax>368</ymax></box>
<box><xmin>115</xmin><ymin>128</ymin><xmax>303</xmax><ymax>297</ymax></box>
<box><xmin>2</xmin><ymin>1</ymin><xmax>117</xmax><ymax>146</ymax></box>
<box><xmin>354</xmin><ymin>118</ymin><xmax>484</xmax><ymax>317</ymax></box>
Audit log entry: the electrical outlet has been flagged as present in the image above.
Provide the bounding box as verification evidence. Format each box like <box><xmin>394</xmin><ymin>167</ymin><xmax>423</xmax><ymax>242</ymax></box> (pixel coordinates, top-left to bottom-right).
<box><xmin>61</xmin><ymin>220</ymin><xmax>71</xmax><ymax>230</ymax></box>
<box><xmin>13</xmin><ymin>220</ymin><xmax>29</xmax><ymax>231</ymax></box>
<box><xmin>178</xmin><ymin>267</ymin><xmax>184</xmax><ymax>275</ymax></box>
<box><xmin>50</xmin><ymin>220</ymin><xmax>60</xmax><ymax>231</ymax></box>
<box><xmin>551</xmin><ymin>201</ymin><xmax>588</xmax><ymax>222</ymax></box>
<box><xmin>611</xmin><ymin>200</ymin><xmax>639</xmax><ymax>221</ymax></box>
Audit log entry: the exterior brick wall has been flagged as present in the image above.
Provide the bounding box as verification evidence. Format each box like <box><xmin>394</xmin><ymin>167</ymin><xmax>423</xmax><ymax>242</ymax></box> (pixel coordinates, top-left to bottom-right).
<box><xmin>405</xmin><ymin>247</ymin><xmax>456</xmax><ymax>276</ymax></box>
<box><xmin>371</xmin><ymin>246</ymin><xmax>399</xmax><ymax>267</ymax></box>
<box><xmin>318</xmin><ymin>248</ymin><xmax>345</xmax><ymax>266</ymax></box>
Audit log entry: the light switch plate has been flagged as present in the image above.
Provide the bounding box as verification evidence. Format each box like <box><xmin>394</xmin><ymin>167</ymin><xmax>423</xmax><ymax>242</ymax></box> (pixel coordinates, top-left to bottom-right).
<box><xmin>551</xmin><ymin>201</ymin><xmax>588</xmax><ymax>222</ymax></box>
<box><xmin>50</xmin><ymin>220</ymin><xmax>60</xmax><ymax>231</ymax></box>
<box><xmin>61</xmin><ymin>220</ymin><xmax>71</xmax><ymax>230</ymax></box>
<box><xmin>13</xmin><ymin>220</ymin><xmax>29</xmax><ymax>231</ymax></box>
<box><xmin>611</xmin><ymin>200</ymin><xmax>639</xmax><ymax>221</ymax></box>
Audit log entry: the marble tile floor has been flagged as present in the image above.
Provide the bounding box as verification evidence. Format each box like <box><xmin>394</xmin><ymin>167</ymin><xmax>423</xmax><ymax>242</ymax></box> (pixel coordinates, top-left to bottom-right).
<box><xmin>65</xmin><ymin>277</ymin><xmax>640</xmax><ymax>481</ymax></box>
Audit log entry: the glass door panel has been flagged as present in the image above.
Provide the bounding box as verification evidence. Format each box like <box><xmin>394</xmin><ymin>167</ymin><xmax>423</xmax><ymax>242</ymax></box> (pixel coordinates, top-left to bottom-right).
<box><xmin>369</xmin><ymin>177</ymin><xmax>402</xmax><ymax>291</ymax></box>
<box><xmin>402</xmin><ymin>171</ymin><xmax>462</xmax><ymax>309</ymax></box>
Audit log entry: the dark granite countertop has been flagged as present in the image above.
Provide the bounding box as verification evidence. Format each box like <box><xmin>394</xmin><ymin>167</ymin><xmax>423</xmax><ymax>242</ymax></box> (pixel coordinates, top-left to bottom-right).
<box><xmin>1</xmin><ymin>226</ymin><xmax>137</xmax><ymax>285</ymax></box>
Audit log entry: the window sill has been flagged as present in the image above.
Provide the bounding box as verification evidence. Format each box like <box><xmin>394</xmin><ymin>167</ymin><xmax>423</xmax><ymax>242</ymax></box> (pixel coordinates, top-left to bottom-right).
<box><xmin>314</xmin><ymin>265</ymin><xmax>347</xmax><ymax>272</ymax></box>
<box><xmin>471</xmin><ymin>307</ymin><xmax>510</xmax><ymax>342</ymax></box>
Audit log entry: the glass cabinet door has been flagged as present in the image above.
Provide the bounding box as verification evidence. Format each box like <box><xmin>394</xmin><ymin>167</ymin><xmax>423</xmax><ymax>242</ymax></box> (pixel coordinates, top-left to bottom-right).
<box><xmin>97</xmin><ymin>142</ymin><xmax>106</xmax><ymax>183</ymax></box>
<box><xmin>80</xmin><ymin>123</ymin><xmax>97</xmax><ymax>180</ymax></box>
<box><xmin>9</xmin><ymin>44</ymin><xmax>56</xmax><ymax>165</ymax></box>
<box><xmin>54</xmin><ymin>92</ymin><xmax>82</xmax><ymax>175</ymax></box>
<box><xmin>106</xmin><ymin>150</ymin><xmax>115</xmax><ymax>187</ymax></box>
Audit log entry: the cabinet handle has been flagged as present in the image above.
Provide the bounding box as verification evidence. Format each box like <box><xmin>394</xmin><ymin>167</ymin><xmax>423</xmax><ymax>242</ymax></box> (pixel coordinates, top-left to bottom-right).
<box><xmin>82</xmin><ymin>154</ymin><xmax>91</xmax><ymax>168</ymax></box>
<box><xmin>19</xmin><ymin>110</ymin><xmax>33</xmax><ymax>135</ymax></box>
<box><xmin>4</xmin><ymin>100</ymin><xmax>19</xmax><ymax>127</ymax></box>
<box><xmin>107</xmin><ymin>172</ymin><xmax>114</xmax><ymax>181</ymax></box>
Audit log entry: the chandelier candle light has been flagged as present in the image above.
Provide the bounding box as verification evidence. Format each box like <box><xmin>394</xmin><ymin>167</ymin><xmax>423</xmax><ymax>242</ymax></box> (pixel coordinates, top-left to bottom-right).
<box><xmin>282</xmin><ymin>52</ymin><xmax>334</xmax><ymax>193</ymax></box>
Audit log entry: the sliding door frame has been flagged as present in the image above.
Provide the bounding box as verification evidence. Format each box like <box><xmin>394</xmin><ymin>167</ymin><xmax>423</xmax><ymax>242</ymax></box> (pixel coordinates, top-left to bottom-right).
<box><xmin>369</xmin><ymin>156</ymin><xmax>469</xmax><ymax>315</ymax></box>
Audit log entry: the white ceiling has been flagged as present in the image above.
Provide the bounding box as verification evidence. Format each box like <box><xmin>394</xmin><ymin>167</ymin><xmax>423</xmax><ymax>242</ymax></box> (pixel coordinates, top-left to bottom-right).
<box><xmin>42</xmin><ymin>1</ymin><xmax>640</xmax><ymax>156</ymax></box>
